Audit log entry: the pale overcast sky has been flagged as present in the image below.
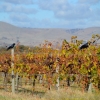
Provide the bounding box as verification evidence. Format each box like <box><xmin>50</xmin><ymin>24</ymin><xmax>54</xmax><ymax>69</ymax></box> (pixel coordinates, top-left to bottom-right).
<box><xmin>0</xmin><ymin>0</ymin><xmax>100</xmax><ymax>28</ymax></box>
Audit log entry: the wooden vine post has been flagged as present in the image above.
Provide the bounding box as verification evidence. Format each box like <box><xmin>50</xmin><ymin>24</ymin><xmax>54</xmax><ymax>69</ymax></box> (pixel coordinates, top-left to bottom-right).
<box><xmin>56</xmin><ymin>53</ymin><xmax>60</xmax><ymax>90</ymax></box>
<box><xmin>11</xmin><ymin>48</ymin><xmax>15</xmax><ymax>93</ymax></box>
<box><xmin>56</xmin><ymin>63</ymin><xmax>59</xmax><ymax>90</ymax></box>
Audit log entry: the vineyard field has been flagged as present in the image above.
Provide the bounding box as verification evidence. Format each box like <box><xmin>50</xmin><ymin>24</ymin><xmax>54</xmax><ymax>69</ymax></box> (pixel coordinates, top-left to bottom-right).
<box><xmin>0</xmin><ymin>34</ymin><xmax>100</xmax><ymax>99</ymax></box>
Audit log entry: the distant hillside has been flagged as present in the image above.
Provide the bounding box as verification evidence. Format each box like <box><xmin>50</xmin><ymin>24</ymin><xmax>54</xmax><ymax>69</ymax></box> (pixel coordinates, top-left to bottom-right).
<box><xmin>0</xmin><ymin>21</ymin><xmax>100</xmax><ymax>46</ymax></box>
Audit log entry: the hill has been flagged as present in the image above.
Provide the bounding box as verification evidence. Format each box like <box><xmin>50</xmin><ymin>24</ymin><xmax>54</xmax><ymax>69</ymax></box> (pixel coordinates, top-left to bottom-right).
<box><xmin>0</xmin><ymin>21</ymin><xmax>100</xmax><ymax>46</ymax></box>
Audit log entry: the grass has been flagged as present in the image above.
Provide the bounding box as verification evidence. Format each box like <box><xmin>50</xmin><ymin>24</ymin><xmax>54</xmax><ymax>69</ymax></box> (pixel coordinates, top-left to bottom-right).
<box><xmin>0</xmin><ymin>88</ymin><xmax>100</xmax><ymax>100</ymax></box>
<box><xmin>0</xmin><ymin>77</ymin><xmax>99</xmax><ymax>100</ymax></box>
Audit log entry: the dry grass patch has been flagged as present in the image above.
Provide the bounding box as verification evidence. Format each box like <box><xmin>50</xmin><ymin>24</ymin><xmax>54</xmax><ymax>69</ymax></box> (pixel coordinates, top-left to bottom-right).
<box><xmin>0</xmin><ymin>88</ymin><xmax>100</xmax><ymax>100</ymax></box>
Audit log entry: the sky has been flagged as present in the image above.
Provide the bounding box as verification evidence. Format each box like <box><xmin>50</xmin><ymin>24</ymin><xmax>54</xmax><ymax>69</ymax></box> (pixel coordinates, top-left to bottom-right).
<box><xmin>0</xmin><ymin>0</ymin><xmax>100</xmax><ymax>29</ymax></box>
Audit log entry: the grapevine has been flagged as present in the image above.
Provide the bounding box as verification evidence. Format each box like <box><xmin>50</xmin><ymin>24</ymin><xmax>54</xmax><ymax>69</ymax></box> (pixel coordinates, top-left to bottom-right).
<box><xmin>0</xmin><ymin>34</ymin><xmax>100</xmax><ymax>92</ymax></box>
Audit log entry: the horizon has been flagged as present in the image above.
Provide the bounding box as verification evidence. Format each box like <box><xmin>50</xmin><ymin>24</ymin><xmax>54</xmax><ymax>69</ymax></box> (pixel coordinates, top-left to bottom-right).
<box><xmin>0</xmin><ymin>0</ymin><xmax>100</xmax><ymax>29</ymax></box>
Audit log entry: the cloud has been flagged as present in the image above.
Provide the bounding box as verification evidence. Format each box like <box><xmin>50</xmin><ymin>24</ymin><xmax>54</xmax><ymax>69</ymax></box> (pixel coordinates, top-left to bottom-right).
<box><xmin>87</xmin><ymin>8</ymin><xmax>100</xmax><ymax>23</ymax></box>
<box><xmin>37</xmin><ymin>0</ymin><xmax>100</xmax><ymax>21</ymax></box>
<box><xmin>12</xmin><ymin>6</ymin><xmax>37</xmax><ymax>14</ymax></box>
<box><xmin>10</xmin><ymin>13</ymin><xmax>31</xmax><ymax>22</ymax></box>
<box><xmin>1</xmin><ymin>0</ymin><xmax>100</xmax><ymax>28</ymax></box>
<box><xmin>78</xmin><ymin>0</ymin><xmax>100</xmax><ymax>5</ymax></box>
<box><xmin>55</xmin><ymin>4</ymin><xmax>92</xmax><ymax>20</ymax></box>
<box><xmin>0</xmin><ymin>3</ymin><xmax>12</xmax><ymax>12</ymax></box>
<box><xmin>9</xmin><ymin>13</ymin><xmax>58</xmax><ymax>28</ymax></box>
<box><xmin>0</xmin><ymin>3</ymin><xmax>37</xmax><ymax>14</ymax></box>
<box><xmin>38</xmin><ymin>0</ymin><xmax>70</xmax><ymax>11</ymax></box>
<box><xmin>38</xmin><ymin>0</ymin><xmax>92</xmax><ymax>20</ymax></box>
<box><xmin>8</xmin><ymin>13</ymin><xmax>86</xmax><ymax>28</ymax></box>
<box><xmin>33</xmin><ymin>0</ymin><xmax>100</xmax><ymax>28</ymax></box>
<box><xmin>1</xmin><ymin>0</ymin><xmax>33</xmax><ymax>4</ymax></box>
